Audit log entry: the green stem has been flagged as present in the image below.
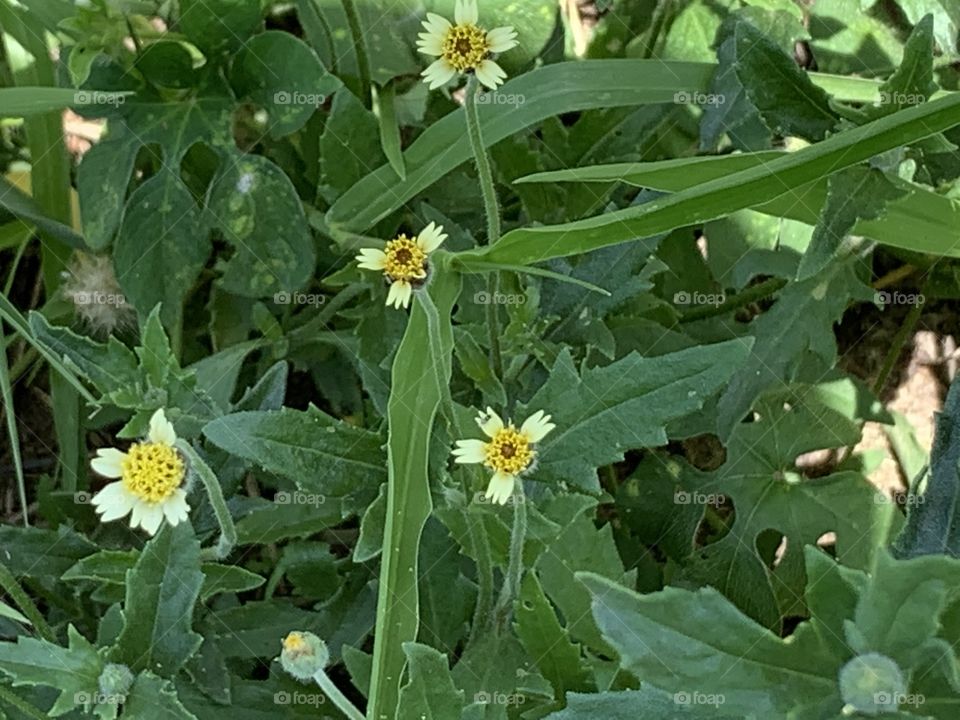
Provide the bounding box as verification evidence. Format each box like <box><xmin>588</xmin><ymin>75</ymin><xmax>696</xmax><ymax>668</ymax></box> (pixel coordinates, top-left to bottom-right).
<box><xmin>493</xmin><ymin>478</ymin><xmax>527</xmax><ymax>628</ymax></box>
<box><xmin>679</xmin><ymin>277</ymin><xmax>788</xmax><ymax>323</ymax></box>
<box><xmin>0</xmin><ymin>560</ymin><xmax>54</xmax><ymax>641</ymax></box>
<box><xmin>177</xmin><ymin>442</ymin><xmax>237</xmax><ymax>561</ymax></box>
<box><xmin>464</xmin><ymin>75</ymin><xmax>504</xmax><ymax>380</ymax></box>
<box><xmin>0</xmin><ymin>334</ymin><xmax>27</xmax><ymax>526</ymax></box>
<box><xmin>341</xmin><ymin>0</ymin><xmax>371</xmax><ymax>105</ymax></box>
<box><xmin>0</xmin><ymin>683</ymin><xmax>47</xmax><ymax>720</ymax></box>
<box><xmin>466</xmin><ymin>509</ymin><xmax>495</xmax><ymax>645</ymax></box>
<box><xmin>313</xmin><ymin>668</ymin><xmax>365</xmax><ymax>720</ymax></box>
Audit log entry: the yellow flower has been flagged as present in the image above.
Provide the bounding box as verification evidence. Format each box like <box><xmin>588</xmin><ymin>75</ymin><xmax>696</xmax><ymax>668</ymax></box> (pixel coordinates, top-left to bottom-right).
<box><xmin>355</xmin><ymin>222</ymin><xmax>447</xmax><ymax>309</ymax></box>
<box><xmin>89</xmin><ymin>409</ymin><xmax>189</xmax><ymax>535</ymax></box>
<box><xmin>452</xmin><ymin>407</ymin><xmax>555</xmax><ymax>504</ymax></box>
<box><xmin>417</xmin><ymin>0</ymin><xmax>518</xmax><ymax>89</ymax></box>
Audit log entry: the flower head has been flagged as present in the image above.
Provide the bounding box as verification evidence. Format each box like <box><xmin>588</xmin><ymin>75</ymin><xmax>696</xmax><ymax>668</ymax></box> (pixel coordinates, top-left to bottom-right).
<box><xmin>356</xmin><ymin>222</ymin><xmax>447</xmax><ymax>309</ymax></box>
<box><xmin>452</xmin><ymin>407</ymin><xmax>555</xmax><ymax>504</ymax></box>
<box><xmin>280</xmin><ymin>631</ymin><xmax>330</xmax><ymax>680</ymax></box>
<box><xmin>417</xmin><ymin>0</ymin><xmax>518</xmax><ymax>89</ymax></box>
<box><xmin>90</xmin><ymin>409</ymin><xmax>190</xmax><ymax>536</ymax></box>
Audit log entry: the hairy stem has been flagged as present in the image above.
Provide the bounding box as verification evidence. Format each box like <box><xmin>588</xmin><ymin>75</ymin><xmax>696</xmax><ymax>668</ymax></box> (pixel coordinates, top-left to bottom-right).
<box><xmin>493</xmin><ymin>478</ymin><xmax>527</xmax><ymax>627</ymax></box>
<box><xmin>177</xmin><ymin>442</ymin><xmax>237</xmax><ymax>561</ymax></box>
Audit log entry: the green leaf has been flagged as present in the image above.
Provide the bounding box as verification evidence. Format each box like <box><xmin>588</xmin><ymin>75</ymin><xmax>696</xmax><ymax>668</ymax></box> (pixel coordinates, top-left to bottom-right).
<box><xmin>0</xmin><ymin>626</ymin><xmax>101</xmax><ymax>717</ymax></box>
<box><xmin>0</xmin><ymin>176</ymin><xmax>84</xmax><ymax>248</ymax></box>
<box><xmin>123</xmin><ymin>672</ymin><xmax>197</xmax><ymax>719</ymax></box>
<box><xmin>318</xmin><ymin>88</ymin><xmax>385</xmax><ymax>202</ymax></box>
<box><xmin>114</xmin><ymin>173</ymin><xmax>211</xmax><ymax>332</ymax></box>
<box><xmin>546</xmin><ymin>687</ymin><xmax>741</xmax><ymax>719</ymax></box>
<box><xmin>517</xmin><ymin>339</ymin><xmax>753</xmax><ymax>492</ymax></box>
<box><xmin>716</xmin><ymin>258</ymin><xmax>873</xmax><ymax>440</ymax></box>
<box><xmin>462</xmin><ymin>92</ymin><xmax>960</xmax><ymax>266</ymax></box>
<box><xmin>111</xmin><ymin>522</ymin><xmax>204</xmax><ymax>676</ymax></box>
<box><xmin>894</xmin><ymin>372</ymin><xmax>960</xmax><ymax>558</ymax></box>
<box><xmin>0</xmin><ymin>86</ymin><xmax>126</xmax><ymax>117</ymax></box>
<box><xmin>874</xmin><ymin>14</ymin><xmax>937</xmax><ymax>116</ymax></box>
<box><xmin>514</xmin><ymin>572</ymin><xmax>591</xmax><ymax>698</ymax></box>
<box><xmin>797</xmin><ymin>167</ymin><xmax>906</xmax><ymax>279</ymax></box>
<box><xmin>231</xmin><ymin>30</ymin><xmax>341</xmax><ymax>138</ymax></box>
<box><xmin>326</xmin><ymin>60</ymin><xmax>716</xmax><ymax>233</ymax></box>
<box><xmin>579</xmin><ymin>574</ymin><xmax>837</xmax><ymax>717</ymax></box>
<box><xmin>205</xmin><ymin>154</ymin><xmax>316</xmax><ymax>297</ymax></box>
<box><xmin>202</xmin><ymin>407</ymin><xmax>386</xmax><ymax>512</ymax></box>
<box><xmin>896</xmin><ymin>1</ymin><xmax>960</xmax><ymax>55</ymax></box>
<box><xmin>396</xmin><ymin>642</ymin><xmax>465</xmax><ymax>719</ymax></box>
<box><xmin>367</xmin><ymin>270</ymin><xmax>460</xmax><ymax>720</ymax></box>
<box><xmin>730</xmin><ymin>18</ymin><xmax>838</xmax><ymax>141</ymax></box>
<box><xmin>179</xmin><ymin>0</ymin><xmax>263</xmax><ymax>56</ymax></box>
<box><xmin>375</xmin><ymin>81</ymin><xmax>406</xmax><ymax>180</ymax></box>
<box><xmin>0</xmin><ymin>525</ymin><xmax>96</xmax><ymax>580</ymax></box>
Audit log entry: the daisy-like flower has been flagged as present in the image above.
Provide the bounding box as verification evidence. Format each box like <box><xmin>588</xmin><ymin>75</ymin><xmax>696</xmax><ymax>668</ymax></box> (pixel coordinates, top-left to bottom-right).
<box><xmin>452</xmin><ymin>407</ymin><xmax>555</xmax><ymax>504</ymax></box>
<box><xmin>355</xmin><ymin>222</ymin><xmax>447</xmax><ymax>310</ymax></box>
<box><xmin>417</xmin><ymin>0</ymin><xmax>519</xmax><ymax>90</ymax></box>
<box><xmin>89</xmin><ymin>409</ymin><xmax>190</xmax><ymax>536</ymax></box>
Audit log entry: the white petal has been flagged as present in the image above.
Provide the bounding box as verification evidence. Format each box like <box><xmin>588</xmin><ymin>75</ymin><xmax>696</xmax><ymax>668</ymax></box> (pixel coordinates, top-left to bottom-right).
<box><xmin>356</xmin><ymin>248</ymin><xmax>388</xmax><ymax>270</ymax></box>
<box><xmin>92</xmin><ymin>482</ymin><xmax>136</xmax><ymax>521</ymax></box>
<box><xmin>137</xmin><ymin>503</ymin><xmax>165</xmax><ymax>536</ymax></box>
<box><xmin>452</xmin><ymin>439</ymin><xmax>487</xmax><ymax>464</ymax></box>
<box><xmin>416</xmin><ymin>222</ymin><xmax>447</xmax><ymax>253</ymax></box>
<box><xmin>455</xmin><ymin>0</ymin><xmax>478</xmax><ymax>25</ymax></box>
<box><xmin>162</xmin><ymin>489</ymin><xmax>190</xmax><ymax>525</ymax></box>
<box><xmin>421</xmin><ymin>12</ymin><xmax>451</xmax><ymax>36</ymax></box>
<box><xmin>521</xmin><ymin>410</ymin><xmax>555</xmax><ymax>443</ymax></box>
<box><xmin>422</xmin><ymin>58</ymin><xmax>457</xmax><ymax>89</ymax></box>
<box><xmin>416</xmin><ymin>32</ymin><xmax>444</xmax><ymax>56</ymax></box>
<box><xmin>90</xmin><ymin>448</ymin><xmax>126</xmax><ymax>478</ymax></box>
<box><xmin>148</xmin><ymin>408</ymin><xmax>176</xmax><ymax>446</ymax></box>
<box><xmin>475</xmin><ymin>59</ymin><xmax>507</xmax><ymax>90</ymax></box>
<box><xmin>476</xmin><ymin>407</ymin><xmax>504</xmax><ymax>438</ymax></box>
<box><xmin>487</xmin><ymin>26</ymin><xmax>518</xmax><ymax>53</ymax></box>
<box><xmin>386</xmin><ymin>280</ymin><xmax>413</xmax><ymax>309</ymax></box>
<box><xmin>484</xmin><ymin>471</ymin><xmax>515</xmax><ymax>505</ymax></box>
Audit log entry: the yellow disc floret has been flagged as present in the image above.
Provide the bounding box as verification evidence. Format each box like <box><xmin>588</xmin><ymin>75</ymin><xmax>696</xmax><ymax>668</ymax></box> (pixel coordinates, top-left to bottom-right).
<box><xmin>484</xmin><ymin>426</ymin><xmax>534</xmax><ymax>475</ymax></box>
<box><xmin>121</xmin><ymin>442</ymin><xmax>185</xmax><ymax>503</ymax></box>
<box><xmin>384</xmin><ymin>235</ymin><xmax>428</xmax><ymax>282</ymax></box>
<box><xmin>442</xmin><ymin>24</ymin><xmax>491</xmax><ymax>72</ymax></box>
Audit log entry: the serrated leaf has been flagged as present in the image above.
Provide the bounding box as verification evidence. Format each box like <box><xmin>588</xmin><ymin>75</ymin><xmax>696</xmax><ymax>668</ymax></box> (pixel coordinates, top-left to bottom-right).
<box><xmin>0</xmin><ymin>525</ymin><xmax>96</xmax><ymax>579</ymax></box>
<box><xmin>514</xmin><ymin>572</ymin><xmax>591</xmax><ymax>698</ymax></box>
<box><xmin>797</xmin><ymin>167</ymin><xmax>906</xmax><ymax>280</ymax></box>
<box><xmin>202</xmin><ymin>407</ymin><xmax>385</xmax><ymax>511</ymax></box>
<box><xmin>396</xmin><ymin>643</ymin><xmax>465</xmax><ymax>719</ymax></box>
<box><xmin>179</xmin><ymin>0</ymin><xmax>262</xmax><ymax>56</ymax></box>
<box><xmin>0</xmin><ymin>626</ymin><xmax>101</xmax><ymax>717</ymax></box>
<box><xmin>111</xmin><ymin>522</ymin><xmax>204</xmax><ymax>676</ymax></box>
<box><xmin>123</xmin><ymin>671</ymin><xmax>197</xmax><ymax>719</ymax></box>
<box><xmin>518</xmin><ymin>339</ymin><xmax>753</xmax><ymax>492</ymax></box>
<box><xmin>546</xmin><ymin>687</ymin><xmax>742</xmax><ymax>719</ymax></box>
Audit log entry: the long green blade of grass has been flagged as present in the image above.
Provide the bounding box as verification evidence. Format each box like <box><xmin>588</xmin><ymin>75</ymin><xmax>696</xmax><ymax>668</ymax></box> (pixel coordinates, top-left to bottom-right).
<box><xmin>516</xmin><ymin>151</ymin><xmax>960</xmax><ymax>258</ymax></box>
<box><xmin>367</xmin><ymin>264</ymin><xmax>460</xmax><ymax>720</ymax></box>
<box><xmin>456</xmin><ymin>91</ymin><xmax>960</xmax><ymax>267</ymax></box>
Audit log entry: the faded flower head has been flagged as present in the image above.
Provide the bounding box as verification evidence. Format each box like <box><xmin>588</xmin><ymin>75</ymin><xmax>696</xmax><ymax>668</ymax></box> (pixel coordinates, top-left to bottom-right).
<box><xmin>417</xmin><ymin>0</ymin><xmax>518</xmax><ymax>90</ymax></box>
<box><xmin>60</xmin><ymin>252</ymin><xmax>134</xmax><ymax>336</ymax></box>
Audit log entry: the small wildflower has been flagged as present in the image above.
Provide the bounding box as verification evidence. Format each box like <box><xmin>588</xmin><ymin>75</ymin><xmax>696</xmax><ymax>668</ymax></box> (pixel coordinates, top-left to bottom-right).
<box><xmin>355</xmin><ymin>222</ymin><xmax>447</xmax><ymax>309</ymax></box>
<box><xmin>452</xmin><ymin>407</ymin><xmax>555</xmax><ymax>504</ymax></box>
<box><xmin>89</xmin><ymin>409</ymin><xmax>190</xmax><ymax>536</ymax></box>
<box><xmin>417</xmin><ymin>0</ymin><xmax>519</xmax><ymax>90</ymax></box>
<box><xmin>280</xmin><ymin>631</ymin><xmax>329</xmax><ymax>680</ymax></box>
